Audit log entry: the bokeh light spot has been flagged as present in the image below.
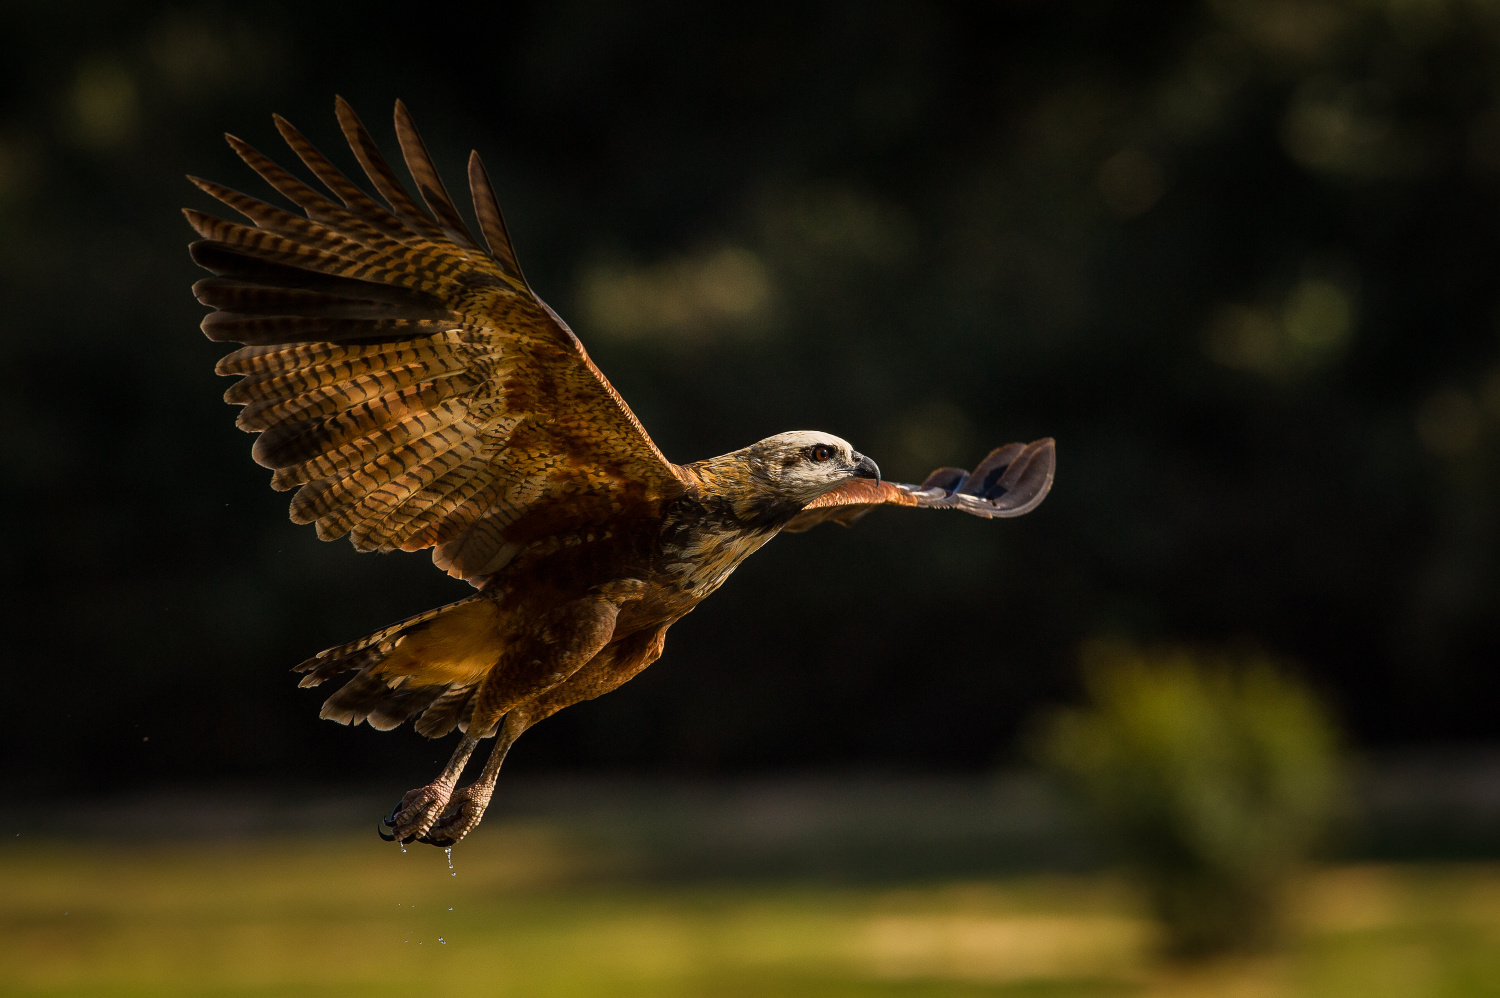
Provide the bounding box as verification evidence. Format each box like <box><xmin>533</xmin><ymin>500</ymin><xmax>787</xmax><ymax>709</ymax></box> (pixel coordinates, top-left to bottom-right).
<box><xmin>1097</xmin><ymin>146</ymin><xmax>1166</xmax><ymax>218</ymax></box>
<box><xmin>578</xmin><ymin>246</ymin><xmax>774</xmax><ymax>341</ymax></box>
<box><xmin>66</xmin><ymin>59</ymin><xmax>139</xmax><ymax>151</ymax></box>
<box><xmin>1283</xmin><ymin>278</ymin><xmax>1353</xmax><ymax>350</ymax></box>
<box><xmin>1416</xmin><ymin>388</ymin><xmax>1481</xmax><ymax>457</ymax></box>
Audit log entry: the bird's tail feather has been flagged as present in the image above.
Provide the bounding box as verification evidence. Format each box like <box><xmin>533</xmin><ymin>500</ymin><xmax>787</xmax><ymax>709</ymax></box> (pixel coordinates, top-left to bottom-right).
<box><xmin>294</xmin><ymin>595</ymin><xmax>496</xmax><ymax>736</ymax></box>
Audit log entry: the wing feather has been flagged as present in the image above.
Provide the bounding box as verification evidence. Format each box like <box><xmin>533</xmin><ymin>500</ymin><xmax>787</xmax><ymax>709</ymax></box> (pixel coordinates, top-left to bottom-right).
<box><xmin>268</xmin><ymin>401</ymin><xmax>470</xmax><ymax>490</ymax></box>
<box><xmin>466</xmin><ymin>151</ymin><xmax>528</xmax><ymax>286</ymax></box>
<box><xmin>393</xmin><ymin>100</ymin><xmax>483</xmax><ymax>251</ymax></box>
<box><xmin>223</xmin><ymin>133</ymin><xmax>348</xmax><ymax>222</ymax></box>
<box><xmin>291</xmin><ymin>432</ymin><xmax>478</xmax><ymax>527</ymax></box>
<box><xmin>334</xmin><ymin>97</ymin><xmax>452</xmax><ymax>245</ymax></box>
<box><xmin>351</xmin><ymin>462</ymin><xmax>494</xmax><ymax>551</ymax></box>
<box><xmin>250</xmin><ymin>379</ymin><xmax>467</xmax><ymax>467</ymax></box>
<box><xmin>237</xmin><ymin>368</ymin><xmax>470</xmax><ymax>432</ymax></box>
<box><xmin>782</xmin><ymin>439</ymin><xmax>1056</xmax><ymax>533</ymax></box>
<box><xmin>189</xmin><ymin>100</ymin><xmax>686</xmax><ymax>582</ymax></box>
<box><xmin>272</xmin><ymin>113</ymin><xmax>414</xmax><ymax>240</ymax></box>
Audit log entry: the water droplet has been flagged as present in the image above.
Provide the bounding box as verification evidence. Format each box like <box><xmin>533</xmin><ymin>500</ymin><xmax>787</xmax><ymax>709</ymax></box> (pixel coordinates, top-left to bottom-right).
<box><xmin>445</xmin><ymin>847</ymin><xmax>453</xmax><ymax>869</ymax></box>
<box><xmin>448</xmin><ymin>907</ymin><xmax>453</xmax><ymax>911</ymax></box>
<box><xmin>399</xmin><ymin>842</ymin><xmax>407</xmax><ymax>854</ymax></box>
<box><xmin>438</xmin><ymin>937</ymin><xmax>446</xmax><ymax>944</ymax></box>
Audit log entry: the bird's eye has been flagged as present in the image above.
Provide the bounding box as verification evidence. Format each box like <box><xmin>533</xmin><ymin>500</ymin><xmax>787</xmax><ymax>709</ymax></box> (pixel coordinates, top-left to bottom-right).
<box><xmin>809</xmin><ymin>444</ymin><xmax>835</xmax><ymax>463</ymax></box>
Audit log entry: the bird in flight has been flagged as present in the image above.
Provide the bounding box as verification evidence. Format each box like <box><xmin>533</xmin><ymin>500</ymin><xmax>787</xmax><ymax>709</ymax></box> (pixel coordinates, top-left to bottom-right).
<box><xmin>186</xmin><ymin>99</ymin><xmax>1055</xmax><ymax>847</ymax></box>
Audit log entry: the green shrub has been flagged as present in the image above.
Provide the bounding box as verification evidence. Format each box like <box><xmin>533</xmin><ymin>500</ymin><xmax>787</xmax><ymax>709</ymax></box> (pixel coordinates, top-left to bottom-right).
<box><xmin>1038</xmin><ymin>642</ymin><xmax>1344</xmax><ymax>958</ymax></box>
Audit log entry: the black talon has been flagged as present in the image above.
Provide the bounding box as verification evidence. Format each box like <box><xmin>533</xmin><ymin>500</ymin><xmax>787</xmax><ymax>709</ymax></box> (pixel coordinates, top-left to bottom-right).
<box><xmin>377</xmin><ymin>823</ymin><xmax>396</xmax><ymax>842</ymax></box>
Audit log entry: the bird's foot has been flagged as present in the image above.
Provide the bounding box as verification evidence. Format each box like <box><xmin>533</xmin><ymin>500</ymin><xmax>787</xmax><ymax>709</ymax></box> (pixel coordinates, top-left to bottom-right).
<box><xmin>379</xmin><ymin>782</ymin><xmax>455</xmax><ymax>844</ymax></box>
<box><xmin>417</xmin><ymin>783</ymin><xmax>494</xmax><ymax>847</ymax></box>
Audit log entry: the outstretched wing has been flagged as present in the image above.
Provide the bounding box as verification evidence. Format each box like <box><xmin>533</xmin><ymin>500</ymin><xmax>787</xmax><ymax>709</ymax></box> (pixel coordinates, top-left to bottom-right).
<box><xmin>187</xmin><ymin>99</ymin><xmax>687</xmax><ymax>583</ymax></box>
<box><xmin>782</xmin><ymin>438</ymin><xmax>1056</xmax><ymax>533</ymax></box>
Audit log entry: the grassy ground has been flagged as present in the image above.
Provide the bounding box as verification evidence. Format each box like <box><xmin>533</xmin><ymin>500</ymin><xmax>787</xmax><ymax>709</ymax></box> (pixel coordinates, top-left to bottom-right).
<box><xmin>5</xmin><ymin>824</ymin><xmax>1500</xmax><ymax>997</ymax></box>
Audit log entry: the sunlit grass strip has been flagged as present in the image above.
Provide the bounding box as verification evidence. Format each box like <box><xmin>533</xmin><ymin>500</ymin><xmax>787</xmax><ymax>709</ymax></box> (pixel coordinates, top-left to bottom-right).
<box><xmin>6</xmin><ymin>830</ymin><xmax>1500</xmax><ymax>996</ymax></box>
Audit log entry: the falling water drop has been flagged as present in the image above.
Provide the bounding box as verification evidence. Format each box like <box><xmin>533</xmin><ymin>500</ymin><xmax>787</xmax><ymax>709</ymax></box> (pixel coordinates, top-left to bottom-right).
<box><xmin>439</xmin><ymin>937</ymin><xmax>446</xmax><ymax>944</ymax></box>
<box><xmin>445</xmin><ymin>847</ymin><xmax>453</xmax><ymax>869</ymax></box>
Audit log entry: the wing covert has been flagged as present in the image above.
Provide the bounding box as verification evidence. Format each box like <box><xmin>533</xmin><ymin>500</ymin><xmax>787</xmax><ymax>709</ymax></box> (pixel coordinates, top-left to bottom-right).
<box><xmin>188</xmin><ymin>99</ymin><xmax>687</xmax><ymax>583</ymax></box>
<box><xmin>783</xmin><ymin>438</ymin><xmax>1056</xmax><ymax>533</ymax></box>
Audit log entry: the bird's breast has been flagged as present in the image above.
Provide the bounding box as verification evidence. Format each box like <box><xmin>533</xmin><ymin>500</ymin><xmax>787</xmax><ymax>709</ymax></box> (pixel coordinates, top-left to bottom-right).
<box><xmin>657</xmin><ymin>525</ymin><xmax>777</xmax><ymax>604</ymax></box>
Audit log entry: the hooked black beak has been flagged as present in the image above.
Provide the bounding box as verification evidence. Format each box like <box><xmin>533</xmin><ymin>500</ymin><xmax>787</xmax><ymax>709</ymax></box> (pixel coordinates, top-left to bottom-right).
<box><xmin>851</xmin><ymin>453</ymin><xmax>881</xmax><ymax>482</ymax></box>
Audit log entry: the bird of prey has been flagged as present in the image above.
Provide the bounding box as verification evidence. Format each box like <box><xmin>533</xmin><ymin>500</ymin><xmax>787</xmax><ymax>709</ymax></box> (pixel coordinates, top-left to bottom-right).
<box><xmin>186</xmin><ymin>99</ymin><xmax>1055</xmax><ymax>847</ymax></box>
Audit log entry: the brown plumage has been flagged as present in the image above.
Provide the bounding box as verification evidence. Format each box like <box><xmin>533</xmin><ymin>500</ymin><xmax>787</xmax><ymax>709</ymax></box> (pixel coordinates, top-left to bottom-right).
<box><xmin>188</xmin><ymin>99</ymin><xmax>1056</xmax><ymax>846</ymax></box>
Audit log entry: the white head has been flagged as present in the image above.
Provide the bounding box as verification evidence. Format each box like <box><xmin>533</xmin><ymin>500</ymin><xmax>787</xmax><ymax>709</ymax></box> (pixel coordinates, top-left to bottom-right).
<box><xmin>741</xmin><ymin>430</ymin><xmax>881</xmax><ymax>505</ymax></box>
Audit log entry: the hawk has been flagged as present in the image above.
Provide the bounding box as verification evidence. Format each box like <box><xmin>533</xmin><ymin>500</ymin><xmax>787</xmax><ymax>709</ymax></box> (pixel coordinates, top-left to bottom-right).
<box><xmin>186</xmin><ymin>99</ymin><xmax>1055</xmax><ymax>847</ymax></box>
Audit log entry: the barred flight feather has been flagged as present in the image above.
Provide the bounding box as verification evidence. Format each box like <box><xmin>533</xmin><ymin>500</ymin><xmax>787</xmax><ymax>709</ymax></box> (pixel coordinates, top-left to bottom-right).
<box><xmin>268</xmin><ymin>401</ymin><xmax>469</xmax><ymax>489</ymax></box>
<box><xmin>352</xmin><ymin>463</ymin><xmax>497</xmax><ymax>551</ymax></box>
<box><xmin>191</xmin><ymin>219</ymin><xmax>470</xmax><ymax>303</ymax></box>
<box><xmin>466</xmin><ymin>152</ymin><xmax>527</xmax><ymax>286</ymax></box>
<box><xmin>190</xmin><ymin>241</ymin><xmax>439</xmax><ymax>303</ymax></box>
<box><xmin>218</xmin><ymin>332</ymin><xmax>461</xmax><ymax>379</ymax></box>
<box><xmin>272</xmin><ymin>114</ymin><xmax>417</xmax><ymax>241</ymax></box>
<box><xmin>398</xmin><ymin>472</ymin><xmax>505</xmax><ymax>549</ymax></box>
<box><xmin>251</xmin><ymin>380</ymin><xmax>469</xmax><ymax>468</ymax></box>
<box><xmin>292</xmin><ymin>432</ymin><xmax>477</xmax><ymax>527</ymax></box>
<box><xmin>195</xmin><ymin>280</ymin><xmax>452</xmax><ymax>322</ymax></box>
<box><xmin>188</xmin><ymin>177</ymin><xmax>385</xmax><ymax>261</ymax></box>
<box><xmin>190</xmin><ymin>99</ymin><xmax>685</xmax><ymax>583</ymax></box>
<box><xmin>335</xmin><ymin>98</ymin><xmax>455</xmax><ymax>246</ymax></box>
<box><xmin>184</xmin><ymin>211</ymin><xmax>389</xmax><ymax>282</ymax></box>
<box><xmin>237</xmin><ymin>367</ymin><xmax>468</xmax><ymax>432</ymax></box>
<box><xmin>226</xmin><ymin>353</ymin><xmax>466</xmax><ymax>411</ymax></box>
<box><xmin>328</xmin><ymin>438</ymin><xmax>482</xmax><ymax>544</ymax></box>
<box><xmin>224</xmin><ymin>134</ymin><xmax>355</xmax><ymax>223</ymax></box>
<box><xmin>222</xmin><ymin>135</ymin><xmax>434</xmax><ymax>257</ymax></box>
<box><xmin>392</xmin><ymin>100</ymin><xmax>483</xmax><ymax>251</ymax></box>
<box><xmin>203</xmin><ymin>311</ymin><xmax>459</xmax><ymax>346</ymax></box>
<box><xmin>433</xmin><ymin>514</ymin><xmax>520</xmax><ymax>579</ymax></box>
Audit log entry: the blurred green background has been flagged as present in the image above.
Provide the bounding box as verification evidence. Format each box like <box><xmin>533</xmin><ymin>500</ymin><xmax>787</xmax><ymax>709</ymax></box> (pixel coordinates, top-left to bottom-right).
<box><xmin>8</xmin><ymin>0</ymin><xmax>1500</xmax><ymax>992</ymax></box>
<box><xmin>10</xmin><ymin>0</ymin><xmax>1500</xmax><ymax>788</ymax></box>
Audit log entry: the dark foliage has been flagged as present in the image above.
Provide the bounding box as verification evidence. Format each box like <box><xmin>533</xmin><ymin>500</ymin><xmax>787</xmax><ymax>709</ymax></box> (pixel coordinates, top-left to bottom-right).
<box><xmin>4</xmin><ymin>0</ymin><xmax>1500</xmax><ymax>792</ymax></box>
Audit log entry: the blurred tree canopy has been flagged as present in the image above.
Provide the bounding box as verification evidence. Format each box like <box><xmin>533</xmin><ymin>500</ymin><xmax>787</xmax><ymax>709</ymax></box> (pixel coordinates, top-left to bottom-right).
<box><xmin>5</xmin><ymin>0</ymin><xmax>1500</xmax><ymax>792</ymax></box>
